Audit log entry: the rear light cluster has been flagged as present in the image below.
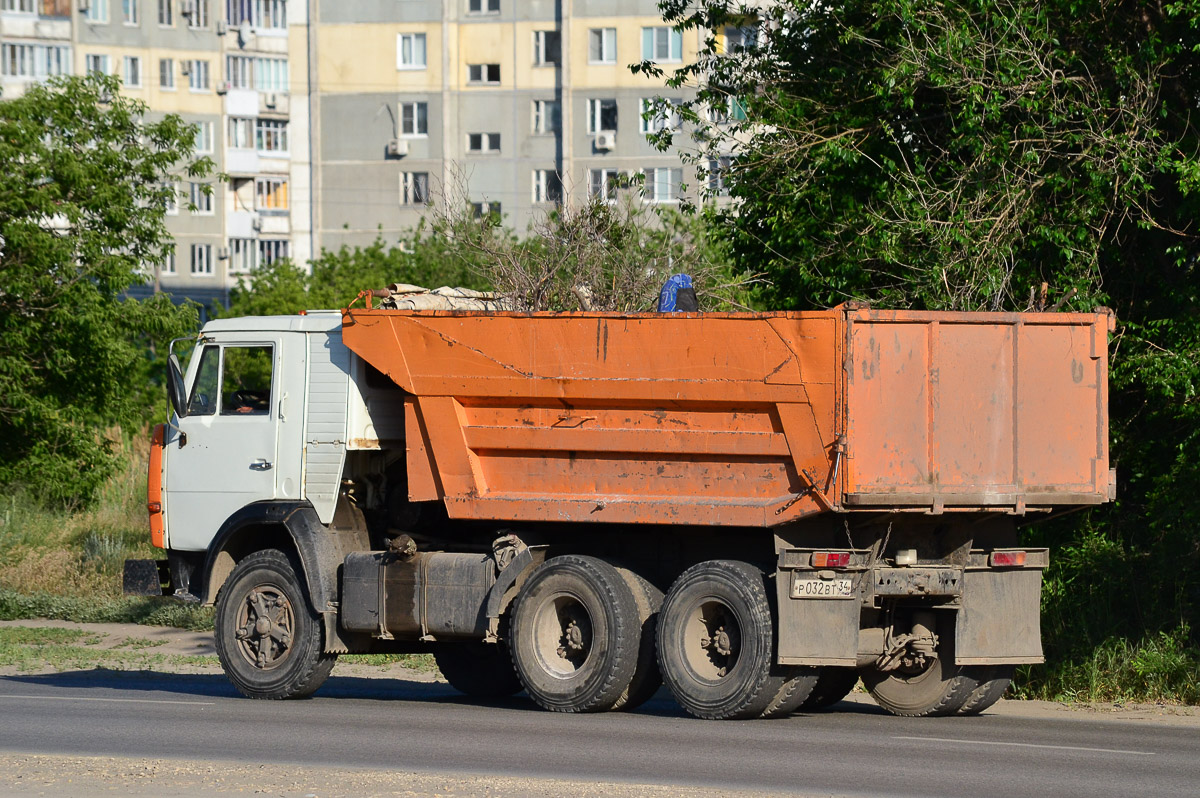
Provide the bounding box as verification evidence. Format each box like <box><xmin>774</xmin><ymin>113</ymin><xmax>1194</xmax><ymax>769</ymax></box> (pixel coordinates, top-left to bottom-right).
<box><xmin>990</xmin><ymin>550</ymin><xmax>1028</xmax><ymax>567</ymax></box>
<box><xmin>811</xmin><ymin>551</ymin><xmax>851</xmax><ymax>568</ymax></box>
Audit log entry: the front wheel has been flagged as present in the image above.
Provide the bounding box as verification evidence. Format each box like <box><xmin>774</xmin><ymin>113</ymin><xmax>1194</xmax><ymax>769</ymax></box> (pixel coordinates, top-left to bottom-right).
<box><xmin>214</xmin><ymin>549</ymin><xmax>337</xmax><ymax>699</ymax></box>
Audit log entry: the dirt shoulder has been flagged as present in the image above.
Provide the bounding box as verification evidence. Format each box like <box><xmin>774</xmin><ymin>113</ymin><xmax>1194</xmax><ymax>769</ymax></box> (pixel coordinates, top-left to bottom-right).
<box><xmin>3</xmin><ymin>619</ymin><xmax>1199</xmax><ymax>727</ymax></box>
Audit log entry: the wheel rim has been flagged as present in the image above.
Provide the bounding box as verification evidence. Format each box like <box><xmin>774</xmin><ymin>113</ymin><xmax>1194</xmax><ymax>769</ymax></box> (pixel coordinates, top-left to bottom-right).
<box><xmin>233</xmin><ymin>583</ymin><xmax>296</xmax><ymax>671</ymax></box>
<box><xmin>681</xmin><ymin>598</ymin><xmax>742</xmax><ymax>682</ymax></box>
<box><xmin>531</xmin><ymin>592</ymin><xmax>594</xmax><ymax>678</ymax></box>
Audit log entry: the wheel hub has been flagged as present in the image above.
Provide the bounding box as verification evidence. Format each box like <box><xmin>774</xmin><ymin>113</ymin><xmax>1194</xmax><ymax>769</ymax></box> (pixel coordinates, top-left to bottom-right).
<box><xmin>234</xmin><ymin>587</ymin><xmax>295</xmax><ymax>670</ymax></box>
<box><xmin>687</xmin><ymin>602</ymin><xmax>741</xmax><ymax>680</ymax></box>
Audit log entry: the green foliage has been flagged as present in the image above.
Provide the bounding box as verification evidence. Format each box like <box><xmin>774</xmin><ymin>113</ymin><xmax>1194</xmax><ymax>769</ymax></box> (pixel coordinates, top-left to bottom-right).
<box><xmin>651</xmin><ymin>0</ymin><xmax>1200</xmax><ymax>694</ymax></box>
<box><xmin>0</xmin><ymin>74</ymin><xmax>210</xmax><ymax>506</ymax></box>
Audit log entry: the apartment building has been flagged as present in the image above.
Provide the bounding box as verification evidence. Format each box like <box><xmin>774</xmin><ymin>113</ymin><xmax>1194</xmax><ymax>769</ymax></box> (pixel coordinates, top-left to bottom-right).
<box><xmin>2</xmin><ymin>0</ymin><xmax>708</xmax><ymax>305</ymax></box>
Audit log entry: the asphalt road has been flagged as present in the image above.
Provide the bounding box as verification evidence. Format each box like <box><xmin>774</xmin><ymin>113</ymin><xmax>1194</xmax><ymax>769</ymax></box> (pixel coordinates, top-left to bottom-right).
<box><xmin>0</xmin><ymin>670</ymin><xmax>1195</xmax><ymax>798</ymax></box>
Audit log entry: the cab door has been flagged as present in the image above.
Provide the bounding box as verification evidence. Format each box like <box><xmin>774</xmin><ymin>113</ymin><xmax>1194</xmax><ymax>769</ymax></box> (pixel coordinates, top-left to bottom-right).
<box><xmin>163</xmin><ymin>339</ymin><xmax>281</xmax><ymax>551</ymax></box>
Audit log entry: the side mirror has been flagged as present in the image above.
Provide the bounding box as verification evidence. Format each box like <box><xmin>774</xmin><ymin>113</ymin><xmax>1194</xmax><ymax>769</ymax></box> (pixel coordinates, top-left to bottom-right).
<box><xmin>168</xmin><ymin>354</ymin><xmax>188</xmax><ymax>419</ymax></box>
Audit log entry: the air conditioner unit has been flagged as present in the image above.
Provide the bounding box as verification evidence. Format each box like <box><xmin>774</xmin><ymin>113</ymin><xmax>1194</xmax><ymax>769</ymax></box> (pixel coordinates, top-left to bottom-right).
<box><xmin>181</xmin><ymin>0</ymin><xmax>196</xmax><ymax>17</ymax></box>
<box><xmin>77</xmin><ymin>0</ymin><xmax>90</xmax><ymax>11</ymax></box>
<box><xmin>216</xmin><ymin>21</ymin><xmax>227</xmax><ymax>36</ymax></box>
<box><xmin>251</xmin><ymin>216</ymin><xmax>263</xmax><ymax>231</ymax></box>
<box><xmin>216</xmin><ymin>80</ymin><xmax>231</xmax><ymax>95</ymax></box>
<box><xmin>180</xmin><ymin>61</ymin><xmax>191</xmax><ymax>76</ymax></box>
<box><xmin>264</xmin><ymin>93</ymin><xmax>278</xmax><ymax>109</ymax></box>
<box><xmin>217</xmin><ymin>247</ymin><xmax>230</xmax><ymax>260</ymax></box>
<box><xmin>595</xmin><ymin>131</ymin><xmax>616</xmax><ymax>151</ymax></box>
<box><xmin>386</xmin><ymin>138</ymin><xmax>409</xmax><ymax>158</ymax></box>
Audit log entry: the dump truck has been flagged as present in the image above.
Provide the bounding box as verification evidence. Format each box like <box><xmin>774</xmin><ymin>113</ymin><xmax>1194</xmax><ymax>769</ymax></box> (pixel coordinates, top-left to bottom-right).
<box><xmin>125</xmin><ymin>298</ymin><xmax>1114</xmax><ymax>719</ymax></box>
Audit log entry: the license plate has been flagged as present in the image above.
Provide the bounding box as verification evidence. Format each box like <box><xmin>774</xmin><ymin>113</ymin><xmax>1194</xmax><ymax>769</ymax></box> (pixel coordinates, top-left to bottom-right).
<box><xmin>791</xmin><ymin>575</ymin><xmax>855</xmax><ymax>599</ymax></box>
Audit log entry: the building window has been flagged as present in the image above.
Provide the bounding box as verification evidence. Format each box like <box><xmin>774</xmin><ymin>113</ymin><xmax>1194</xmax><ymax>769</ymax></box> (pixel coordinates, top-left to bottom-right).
<box><xmin>255</xmin><ymin>118</ymin><xmax>287</xmax><ymax>153</ymax></box>
<box><xmin>642</xmin><ymin>26</ymin><xmax>682</xmax><ymax>62</ymax></box>
<box><xmin>588</xmin><ymin>27</ymin><xmax>617</xmax><ymax>64</ymax></box>
<box><xmin>85</xmin><ymin>54</ymin><xmax>110</xmax><ymax>76</ymax></box>
<box><xmin>159</xmin><ymin>58</ymin><xmax>174</xmax><ymax>88</ymax></box>
<box><xmin>588</xmin><ymin>168</ymin><xmax>620</xmax><ymax>202</ymax></box>
<box><xmin>225</xmin><ymin>55</ymin><xmax>287</xmax><ymax>91</ymax></box>
<box><xmin>723</xmin><ymin>24</ymin><xmax>757</xmax><ymax>53</ymax></box>
<box><xmin>1</xmin><ymin>1</ymin><xmax>37</xmax><ymax>13</ymax></box>
<box><xmin>471</xmin><ymin>200</ymin><xmax>501</xmax><ymax>218</ymax></box>
<box><xmin>228</xmin><ymin>117</ymin><xmax>252</xmax><ymax>148</ymax></box>
<box><xmin>639</xmin><ymin>97</ymin><xmax>682</xmax><ymax>134</ymax></box>
<box><xmin>162</xmin><ymin>181</ymin><xmax>179</xmax><ymax>215</ymax></box>
<box><xmin>467</xmin><ymin>63</ymin><xmax>500</xmax><ymax>84</ymax></box>
<box><xmin>707</xmin><ymin>155</ymin><xmax>733</xmax><ymax>197</ymax></box>
<box><xmin>83</xmin><ymin>0</ymin><xmax>108</xmax><ymax>22</ymax></box>
<box><xmin>161</xmin><ymin>246</ymin><xmax>176</xmax><ymax>274</ymax></box>
<box><xmin>400</xmin><ymin>172</ymin><xmax>429</xmax><ymax>206</ymax></box>
<box><xmin>1</xmin><ymin>44</ymin><xmax>71</xmax><ymax>79</ymax></box>
<box><xmin>185</xmin><ymin>0</ymin><xmax>208</xmax><ymax>28</ymax></box>
<box><xmin>189</xmin><ymin>182</ymin><xmax>213</xmax><ymax>214</ymax></box>
<box><xmin>229</xmin><ymin>238</ymin><xmax>255</xmax><ymax>274</ymax></box>
<box><xmin>531</xmin><ymin>99</ymin><xmax>559</xmax><ymax>135</ymax></box>
<box><xmin>226</xmin><ymin>0</ymin><xmax>285</xmax><ymax>29</ymax></box>
<box><xmin>255</xmin><ymin>56</ymin><xmax>287</xmax><ymax>91</ymax></box>
<box><xmin>157</xmin><ymin>0</ymin><xmax>172</xmax><ymax>25</ymax></box>
<box><xmin>467</xmin><ymin>132</ymin><xmax>500</xmax><ymax>153</ymax></box>
<box><xmin>255</xmin><ymin>177</ymin><xmax>288</xmax><ymax>213</ymax></box>
<box><xmin>586</xmin><ymin>98</ymin><xmax>618</xmax><ymax>134</ymax></box>
<box><xmin>533</xmin><ymin>30</ymin><xmax>560</xmax><ymax>66</ymax></box>
<box><xmin>400</xmin><ymin>101</ymin><xmax>428</xmax><ymax>136</ymax></box>
<box><xmin>191</xmin><ymin>243</ymin><xmax>213</xmax><ymax>276</ymax></box>
<box><xmin>258</xmin><ymin>239</ymin><xmax>288</xmax><ymax>267</ymax></box>
<box><xmin>122</xmin><ymin>0</ymin><xmax>137</xmax><ymax>24</ymax></box>
<box><xmin>192</xmin><ymin>121</ymin><xmax>213</xmax><ymax>153</ymax></box>
<box><xmin>467</xmin><ymin>0</ymin><xmax>498</xmax><ymax>13</ymax></box>
<box><xmin>186</xmin><ymin>59</ymin><xmax>209</xmax><ymax>91</ymax></box>
<box><xmin>123</xmin><ymin>55</ymin><xmax>141</xmax><ymax>87</ymax></box>
<box><xmin>644</xmin><ymin>167</ymin><xmax>682</xmax><ymax>203</ymax></box>
<box><xmin>532</xmin><ymin>170</ymin><xmax>562</xmax><ymax>204</ymax></box>
<box><xmin>397</xmin><ymin>33</ymin><xmax>426</xmax><ymax>70</ymax></box>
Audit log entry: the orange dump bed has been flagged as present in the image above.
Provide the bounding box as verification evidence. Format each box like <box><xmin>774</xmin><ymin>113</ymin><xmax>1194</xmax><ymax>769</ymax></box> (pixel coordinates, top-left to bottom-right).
<box><xmin>341</xmin><ymin>306</ymin><xmax>1112</xmax><ymax>527</ymax></box>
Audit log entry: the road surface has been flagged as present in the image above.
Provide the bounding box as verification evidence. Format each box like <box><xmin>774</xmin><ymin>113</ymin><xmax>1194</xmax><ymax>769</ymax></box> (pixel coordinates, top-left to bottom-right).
<box><xmin>0</xmin><ymin>669</ymin><xmax>1196</xmax><ymax>797</ymax></box>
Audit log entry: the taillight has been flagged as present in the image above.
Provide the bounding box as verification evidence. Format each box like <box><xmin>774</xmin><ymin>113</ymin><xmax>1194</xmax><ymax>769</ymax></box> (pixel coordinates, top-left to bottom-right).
<box><xmin>990</xmin><ymin>550</ymin><xmax>1027</xmax><ymax>567</ymax></box>
<box><xmin>812</xmin><ymin>551</ymin><xmax>851</xmax><ymax>568</ymax></box>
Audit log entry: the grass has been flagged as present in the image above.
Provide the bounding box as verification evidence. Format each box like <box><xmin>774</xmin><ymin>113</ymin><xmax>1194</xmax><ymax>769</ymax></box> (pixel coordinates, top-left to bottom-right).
<box><xmin>0</xmin><ymin>625</ymin><xmax>219</xmax><ymax>673</ymax></box>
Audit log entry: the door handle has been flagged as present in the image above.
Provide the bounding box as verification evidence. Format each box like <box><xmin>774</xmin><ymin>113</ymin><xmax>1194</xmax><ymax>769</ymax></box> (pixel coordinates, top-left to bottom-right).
<box><xmin>250</xmin><ymin>460</ymin><xmax>273</xmax><ymax>471</ymax></box>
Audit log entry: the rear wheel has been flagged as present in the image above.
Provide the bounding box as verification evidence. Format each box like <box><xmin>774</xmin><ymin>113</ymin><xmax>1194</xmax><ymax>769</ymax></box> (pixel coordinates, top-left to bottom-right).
<box><xmin>958</xmin><ymin>666</ymin><xmax>1014</xmax><ymax>715</ymax></box>
<box><xmin>214</xmin><ymin>549</ymin><xmax>336</xmax><ymax>700</ymax></box>
<box><xmin>861</xmin><ymin>615</ymin><xmax>979</xmax><ymax>717</ymax></box>
<box><xmin>610</xmin><ymin>568</ymin><xmax>663</xmax><ymax>712</ymax></box>
<box><xmin>510</xmin><ymin>555</ymin><xmax>640</xmax><ymax>713</ymax></box>
<box><xmin>799</xmin><ymin>667</ymin><xmax>860</xmax><ymax>711</ymax></box>
<box><xmin>657</xmin><ymin>560</ymin><xmax>796</xmax><ymax>720</ymax></box>
<box><xmin>433</xmin><ymin>642</ymin><xmax>522</xmax><ymax>699</ymax></box>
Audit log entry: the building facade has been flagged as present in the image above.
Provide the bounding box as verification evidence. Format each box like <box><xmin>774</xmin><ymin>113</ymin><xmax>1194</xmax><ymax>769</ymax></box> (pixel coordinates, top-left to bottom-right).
<box><xmin>1</xmin><ymin>0</ymin><xmax>707</xmax><ymax>305</ymax></box>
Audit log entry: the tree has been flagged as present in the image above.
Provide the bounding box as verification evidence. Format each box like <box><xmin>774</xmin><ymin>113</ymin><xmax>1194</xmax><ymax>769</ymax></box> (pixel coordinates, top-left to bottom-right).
<box><xmin>0</xmin><ymin>74</ymin><xmax>212</xmax><ymax>505</ymax></box>
<box><xmin>645</xmin><ymin>0</ymin><xmax>1200</xmax><ymax>693</ymax></box>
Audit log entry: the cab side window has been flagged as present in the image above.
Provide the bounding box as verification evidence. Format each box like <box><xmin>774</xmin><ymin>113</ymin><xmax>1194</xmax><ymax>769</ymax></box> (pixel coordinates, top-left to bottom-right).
<box><xmin>221</xmin><ymin>346</ymin><xmax>274</xmax><ymax>416</ymax></box>
<box><xmin>186</xmin><ymin>346</ymin><xmax>220</xmax><ymax>416</ymax></box>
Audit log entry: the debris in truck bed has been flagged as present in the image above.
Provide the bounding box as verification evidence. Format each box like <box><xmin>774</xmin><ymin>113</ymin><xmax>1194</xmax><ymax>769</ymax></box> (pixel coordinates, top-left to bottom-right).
<box><xmin>377</xmin><ymin>284</ymin><xmax>512</xmax><ymax>311</ymax></box>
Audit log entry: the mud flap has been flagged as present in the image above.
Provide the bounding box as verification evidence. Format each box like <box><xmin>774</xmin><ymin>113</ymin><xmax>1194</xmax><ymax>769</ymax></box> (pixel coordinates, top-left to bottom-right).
<box><xmin>122</xmin><ymin>559</ymin><xmax>171</xmax><ymax>596</ymax></box>
<box><xmin>955</xmin><ymin>569</ymin><xmax>1044</xmax><ymax>664</ymax></box>
<box><xmin>775</xmin><ymin>571</ymin><xmax>860</xmax><ymax>666</ymax></box>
